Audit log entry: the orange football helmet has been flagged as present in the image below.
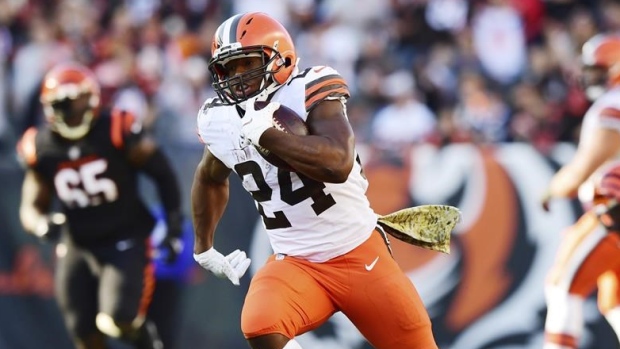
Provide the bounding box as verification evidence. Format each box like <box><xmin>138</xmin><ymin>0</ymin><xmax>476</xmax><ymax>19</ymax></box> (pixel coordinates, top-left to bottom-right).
<box><xmin>581</xmin><ymin>34</ymin><xmax>620</xmax><ymax>100</ymax></box>
<box><xmin>209</xmin><ymin>12</ymin><xmax>298</xmax><ymax>106</ymax></box>
<box><xmin>40</xmin><ymin>62</ymin><xmax>101</xmax><ymax>140</ymax></box>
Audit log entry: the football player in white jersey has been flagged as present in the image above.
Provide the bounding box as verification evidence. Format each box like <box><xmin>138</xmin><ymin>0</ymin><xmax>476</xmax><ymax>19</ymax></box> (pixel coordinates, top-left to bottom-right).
<box><xmin>542</xmin><ymin>33</ymin><xmax>620</xmax><ymax>348</ymax></box>
<box><xmin>190</xmin><ymin>12</ymin><xmax>438</xmax><ymax>349</ymax></box>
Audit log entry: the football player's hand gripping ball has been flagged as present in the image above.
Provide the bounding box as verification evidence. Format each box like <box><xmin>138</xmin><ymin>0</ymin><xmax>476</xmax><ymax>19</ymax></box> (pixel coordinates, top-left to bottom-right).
<box><xmin>241</xmin><ymin>95</ymin><xmax>280</xmax><ymax>146</ymax></box>
<box><xmin>193</xmin><ymin>248</ymin><xmax>251</xmax><ymax>286</ymax></box>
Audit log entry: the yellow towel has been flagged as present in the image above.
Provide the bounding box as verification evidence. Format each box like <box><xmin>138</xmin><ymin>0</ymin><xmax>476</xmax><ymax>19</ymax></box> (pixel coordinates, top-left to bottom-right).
<box><xmin>377</xmin><ymin>205</ymin><xmax>461</xmax><ymax>254</ymax></box>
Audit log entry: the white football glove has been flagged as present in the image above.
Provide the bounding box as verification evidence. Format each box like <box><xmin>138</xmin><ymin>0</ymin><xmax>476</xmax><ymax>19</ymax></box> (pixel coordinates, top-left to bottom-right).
<box><xmin>193</xmin><ymin>248</ymin><xmax>251</xmax><ymax>286</ymax></box>
<box><xmin>241</xmin><ymin>95</ymin><xmax>280</xmax><ymax>146</ymax></box>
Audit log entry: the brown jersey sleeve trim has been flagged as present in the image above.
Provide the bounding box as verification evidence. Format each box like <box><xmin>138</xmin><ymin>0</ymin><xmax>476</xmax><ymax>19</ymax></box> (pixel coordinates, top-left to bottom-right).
<box><xmin>305</xmin><ymin>75</ymin><xmax>346</xmax><ymax>96</ymax></box>
<box><xmin>600</xmin><ymin>107</ymin><xmax>620</xmax><ymax>120</ymax></box>
<box><xmin>304</xmin><ymin>75</ymin><xmax>349</xmax><ymax>111</ymax></box>
<box><xmin>137</xmin><ymin>241</ymin><xmax>156</xmax><ymax>318</ymax></box>
<box><xmin>110</xmin><ymin>109</ymin><xmax>138</xmax><ymax>149</ymax></box>
<box><xmin>122</xmin><ymin>111</ymin><xmax>136</xmax><ymax>133</ymax></box>
<box><xmin>17</xmin><ymin>127</ymin><xmax>38</xmax><ymax>166</ymax></box>
<box><xmin>305</xmin><ymin>87</ymin><xmax>349</xmax><ymax>111</ymax></box>
<box><xmin>111</xmin><ymin>109</ymin><xmax>124</xmax><ymax>149</ymax></box>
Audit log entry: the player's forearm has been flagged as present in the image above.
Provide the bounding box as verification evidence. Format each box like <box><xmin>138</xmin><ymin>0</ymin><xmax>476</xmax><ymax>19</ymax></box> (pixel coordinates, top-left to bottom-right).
<box><xmin>548</xmin><ymin>165</ymin><xmax>585</xmax><ymax>198</ymax></box>
<box><xmin>260</xmin><ymin>129</ymin><xmax>353</xmax><ymax>183</ymax></box>
<box><xmin>191</xmin><ymin>172</ymin><xmax>229</xmax><ymax>254</ymax></box>
<box><xmin>19</xmin><ymin>171</ymin><xmax>51</xmax><ymax>235</ymax></box>
<box><xmin>19</xmin><ymin>205</ymin><xmax>46</xmax><ymax>235</ymax></box>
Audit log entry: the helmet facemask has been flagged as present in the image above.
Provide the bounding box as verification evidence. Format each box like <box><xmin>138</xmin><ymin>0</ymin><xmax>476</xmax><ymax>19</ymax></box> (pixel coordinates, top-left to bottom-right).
<box><xmin>581</xmin><ymin>64</ymin><xmax>608</xmax><ymax>101</ymax></box>
<box><xmin>208</xmin><ymin>45</ymin><xmax>288</xmax><ymax>107</ymax></box>
<box><xmin>580</xmin><ymin>34</ymin><xmax>620</xmax><ymax>100</ymax></box>
<box><xmin>40</xmin><ymin>62</ymin><xmax>101</xmax><ymax>140</ymax></box>
<box><xmin>43</xmin><ymin>90</ymin><xmax>99</xmax><ymax>140</ymax></box>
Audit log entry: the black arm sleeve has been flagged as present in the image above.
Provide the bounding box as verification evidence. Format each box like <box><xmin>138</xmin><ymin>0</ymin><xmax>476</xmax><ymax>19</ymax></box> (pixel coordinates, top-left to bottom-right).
<box><xmin>140</xmin><ymin>148</ymin><xmax>183</xmax><ymax>235</ymax></box>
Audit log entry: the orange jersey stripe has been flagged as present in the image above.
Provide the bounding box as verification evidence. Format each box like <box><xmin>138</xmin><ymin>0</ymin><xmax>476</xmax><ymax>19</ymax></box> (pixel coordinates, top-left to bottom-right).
<box><xmin>545</xmin><ymin>332</ymin><xmax>577</xmax><ymax>348</ymax></box>
<box><xmin>601</xmin><ymin>173</ymin><xmax>620</xmax><ymax>196</ymax></box>
<box><xmin>122</xmin><ymin>111</ymin><xmax>135</xmax><ymax>133</ymax></box>
<box><xmin>110</xmin><ymin>109</ymin><xmax>138</xmax><ymax>149</ymax></box>
<box><xmin>17</xmin><ymin>127</ymin><xmax>38</xmax><ymax>166</ymax></box>
<box><xmin>305</xmin><ymin>74</ymin><xmax>349</xmax><ymax>109</ymax></box>
<box><xmin>137</xmin><ymin>240</ymin><xmax>156</xmax><ymax>317</ymax></box>
<box><xmin>305</xmin><ymin>76</ymin><xmax>347</xmax><ymax>98</ymax></box>
<box><xmin>603</xmin><ymin>177</ymin><xmax>620</xmax><ymax>190</ymax></box>
<box><xmin>600</xmin><ymin>107</ymin><xmax>620</xmax><ymax>120</ymax></box>
<box><xmin>305</xmin><ymin>87</ymin><xmax>349</xmax><ymax>111</ymax></box>
<box><xmin>110</xmin><ymin>110</ymin><xmax>124</xmax><ymax>149</ymax></box>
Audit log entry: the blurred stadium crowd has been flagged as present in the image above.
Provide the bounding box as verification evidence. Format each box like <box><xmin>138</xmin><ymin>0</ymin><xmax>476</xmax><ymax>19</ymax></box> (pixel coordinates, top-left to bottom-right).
<box><xmin>0</xmin><ymin>0</ymin><xmax>617</xmax><ymax>158</ymax></box>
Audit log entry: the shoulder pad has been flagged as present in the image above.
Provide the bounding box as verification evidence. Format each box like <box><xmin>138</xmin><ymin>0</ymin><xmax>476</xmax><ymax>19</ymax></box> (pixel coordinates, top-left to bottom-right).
<box><xmin>16</xmin><ymin>127</ymin><xmax>38</xmax><ymax>167</ymax></box>
<box><xmin>196</xmin><ymin>97</ymin><xmax>227</xmax><ymax>144</ymax></box>
<box><xmin>293</xmin><ymin>66</ymin><xmax>350</xmax><ymax>111</ymax></box>
<box><xmin>110</xmin><ymin>108</ymin><xmax>143</xmax><ymax>149</ymax></box>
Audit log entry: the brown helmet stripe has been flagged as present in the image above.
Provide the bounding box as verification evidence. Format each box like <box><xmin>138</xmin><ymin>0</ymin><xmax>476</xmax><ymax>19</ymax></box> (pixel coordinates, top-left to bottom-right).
<box><xmin>226</xmin><ymin>13</ymin><xmax>243</xmax><ymax>44</ymax></box>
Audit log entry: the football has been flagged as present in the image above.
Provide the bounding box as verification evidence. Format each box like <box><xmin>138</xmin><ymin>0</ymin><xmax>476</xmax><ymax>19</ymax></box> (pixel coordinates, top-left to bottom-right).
<box><xmin>253</xmin><ymin>101</ymin><xmax>308</xmax><ymax>171</ymax></box>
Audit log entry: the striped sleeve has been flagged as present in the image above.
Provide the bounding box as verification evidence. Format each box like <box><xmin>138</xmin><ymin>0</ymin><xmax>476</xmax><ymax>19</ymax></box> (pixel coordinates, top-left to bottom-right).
<box><xmin>110</xmin><ymin>109</ymin><xmax>142</xmax><ymax>149</ymax></box>
<box><xmin>304</xmin><ymin>66</ymin><xmax>350</xmax><ymax>111</ymax></box>
<box><xmin>600</xmin><ymin>107</ymin><xmax>620</xmax><ymax>121</ymax></box>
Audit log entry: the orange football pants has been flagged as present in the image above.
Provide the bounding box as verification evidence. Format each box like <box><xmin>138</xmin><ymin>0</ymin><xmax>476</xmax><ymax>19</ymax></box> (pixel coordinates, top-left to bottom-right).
<box><xmin>240</xmin><ymin>230</ymin><xmax>438</xmax><ymax>349</ymax></box>
<box><xmin>547</xmin><ymin>211</ymin><xmax>620</xmax><ymax>313</ymax></box>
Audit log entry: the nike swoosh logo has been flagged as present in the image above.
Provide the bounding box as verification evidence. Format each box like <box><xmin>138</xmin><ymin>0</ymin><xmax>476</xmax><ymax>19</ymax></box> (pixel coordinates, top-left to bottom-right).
<box><xmin>365</xmin><ymin>256</ymin><xmax>379</xmax><ymax>271</ymax></box>
<box><xmin>313</xmin><ymin>66</ymin><xmax>326</xmax><ymax>73</ymax></box>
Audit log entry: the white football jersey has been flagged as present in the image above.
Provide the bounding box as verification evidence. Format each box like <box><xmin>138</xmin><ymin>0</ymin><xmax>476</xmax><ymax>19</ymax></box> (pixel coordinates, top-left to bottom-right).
<box><xmin>578</xmin><ymin>86</ymin><xmax>620</xmax><ymax>204</ymax></box>
<box><xmin>579</xmin><ymin>86</ymin><xmax>620</xmax><ymax>145</ymax></box>
<box><xmin>196</xmin><ymin>66</ymin><xmax>377</xmax><ymax>262</ymax></box>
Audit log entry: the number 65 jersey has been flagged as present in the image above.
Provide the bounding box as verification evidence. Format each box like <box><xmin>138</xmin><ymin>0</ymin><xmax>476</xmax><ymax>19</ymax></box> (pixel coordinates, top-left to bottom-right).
<box><xmin>197</xmin><ymin>66</ymin><xmax>377</xmax><ymax>263</ymax></box>
<box><xmin>17</xmin><ymin>109</ymin><xmax>155</xmax><ymax>246</ymax></box>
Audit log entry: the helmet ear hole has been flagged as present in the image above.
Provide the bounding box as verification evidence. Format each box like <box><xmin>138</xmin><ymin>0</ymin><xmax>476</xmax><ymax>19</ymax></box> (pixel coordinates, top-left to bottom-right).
<box><xmin>271</xmin><ymin>52</ymin><xmax>296</xmax><ymax>84</ymax></box>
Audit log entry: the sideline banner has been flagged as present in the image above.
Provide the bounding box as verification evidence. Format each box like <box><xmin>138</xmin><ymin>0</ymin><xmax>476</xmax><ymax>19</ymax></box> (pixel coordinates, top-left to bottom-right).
<box><xmin>0</xmin><ymin>143</ymin><xmax>617</xmax><ymax>349</ymax></box>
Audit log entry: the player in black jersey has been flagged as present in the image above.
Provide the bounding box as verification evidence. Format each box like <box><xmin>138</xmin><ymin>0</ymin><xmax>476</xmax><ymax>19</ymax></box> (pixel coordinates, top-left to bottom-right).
<box><xmin>16</xmin><ymin>62</ymin><xmax>183</xmax><ymax>349</ymax></box>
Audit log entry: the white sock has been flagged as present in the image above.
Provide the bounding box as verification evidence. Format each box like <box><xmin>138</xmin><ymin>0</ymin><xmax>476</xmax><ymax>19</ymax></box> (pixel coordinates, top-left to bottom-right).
<box><xmin>283</xmin><ymin>339</ymin><xmax>303</xmax><ymax>349</ymax></box>
<box><xmin>544</xmin><ymin>287</ymin><xmax>584</xmax><ymax>338</ymax></box>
